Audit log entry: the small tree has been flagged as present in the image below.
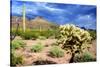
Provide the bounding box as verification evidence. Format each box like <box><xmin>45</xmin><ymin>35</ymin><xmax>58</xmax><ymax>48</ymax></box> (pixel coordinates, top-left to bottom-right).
<box><xmin>57</xmin><ymin>24</ymin><xmax>92</xmax><ymax>62</ymax></box>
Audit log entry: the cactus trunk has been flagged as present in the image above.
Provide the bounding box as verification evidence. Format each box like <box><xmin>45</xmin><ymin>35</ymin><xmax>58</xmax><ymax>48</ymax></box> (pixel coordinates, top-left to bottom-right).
<box><xmin>22</xmin><ymin>4</ymin><xmax>26</xmax><ymax>32</ymax></box>
<box><xmin>69</xmin><ymin>53</ymin><xmax>75</xmax><ymax>63</ymax></box>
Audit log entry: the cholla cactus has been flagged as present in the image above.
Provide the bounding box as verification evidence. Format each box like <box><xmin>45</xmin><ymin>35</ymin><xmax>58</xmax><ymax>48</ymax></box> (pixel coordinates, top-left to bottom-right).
<box><xmin>57</xmin><ymin>24</ymin><xmax>92</xmax><ymax>62</ymax></box>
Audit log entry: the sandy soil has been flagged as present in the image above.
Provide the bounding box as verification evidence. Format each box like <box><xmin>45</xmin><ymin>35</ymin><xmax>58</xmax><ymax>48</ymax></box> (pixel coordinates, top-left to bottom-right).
<box><xmin>14</xmin><ymin>36</ymin><xmax>96</xmax><ymax>66</ymax></box>
<box><xmin>88</xmin><ymin>40</ymin><xmax>96</xmax><ymax>58</ymax></box>
<box><xmin>14</xmin><ymin>36</ymin><xmax>71</xmax><ymax>65</ymax></box>
<box><xmin>16</xmin><ymin>39</ymin><xmax>71</xmax><ymax>65</ymax></box>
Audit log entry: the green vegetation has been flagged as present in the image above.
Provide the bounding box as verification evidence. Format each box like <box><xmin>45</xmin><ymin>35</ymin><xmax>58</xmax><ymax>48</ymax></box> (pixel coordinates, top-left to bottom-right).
<box><xmin>38</xmin><ymin>36</ymin><xmax>46</xmax><ymax>40</ymax></box>
<box><xmin>11</xmin><ymin>21</ymin><xmax>96</xmax><ymax>64</ymax></box>
<box><xmin>11</xmin><ymin>39</ymin><xmax>25</xmax><ymax>50</ymax></box>
<box><xmin>11</xmin><ymin>51</ymin><xmax>24</xmax><ymax>66</ymax></box>
<box><xmin>81</xmin><ymin>52</ymin><xmax>96</xmax><ymax>62</ymax></box>
<box><xmin>31</xmin><ymin>43</ymin><xmax>44</xmax><ymax>52</ymax></box>
<box><xmin>11</xmin><ymin>28</ymin><xmax>59</xmax><ymax>40</ymax></box>
<box><xmin>11</xmin><ymin>28</ymin><xmax>23</xmax><ymax>36</ymax></box>
<box><xmin>21</xmin><ymin>31</ymin><xmax>39</xmax><ymax>40</ymax></box>
<box><xmin>51</xmin><ymin>42</ymin><xmax>59</xmax><ymax>46</ymax></box>
<box><xmin>74</xmin><ymin>52</ymin><xmax>96</xmax><ymax>62</ymax></box>
<box><xmin>88</xmin><ymin>30</ymin><xmax>96</xmax><ymax>40</ymax></box>
<box><xmin>49</xmin><ymin>46</ymin><xmax>64</xmax><ymax>58</ymax></box>
<box><xmin>57</xmin><ymin>24</ymin><xmax>92</xmax><ymax>62</ymax></box>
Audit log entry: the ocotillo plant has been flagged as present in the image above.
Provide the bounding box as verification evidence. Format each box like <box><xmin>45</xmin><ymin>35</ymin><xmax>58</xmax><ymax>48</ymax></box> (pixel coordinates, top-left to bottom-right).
<box><xmin>57</xmin><ymin>24</ymin><xmax>92</xmax><ymax>62</ymax></box>
<box><xmin>22</xmin><ymin>4</ymin><xmax>26</xmax><ymax>32</ymax></box>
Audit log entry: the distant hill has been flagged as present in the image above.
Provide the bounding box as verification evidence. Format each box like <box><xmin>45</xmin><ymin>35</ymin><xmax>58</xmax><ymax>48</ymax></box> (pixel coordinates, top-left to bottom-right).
<box><xmin>11</xmin><ymin>16</ymin><xmax>59</xmax><ymax>30</ymax></box>
<box><xmin>11</xmin><ymin>16</ymin><xmax>30</xmax><ymax>29</ymax></box>
<box><xmin>30</xmin><ymin>16</ymin><xmax>59</xmax><ymax>30</ymax></box>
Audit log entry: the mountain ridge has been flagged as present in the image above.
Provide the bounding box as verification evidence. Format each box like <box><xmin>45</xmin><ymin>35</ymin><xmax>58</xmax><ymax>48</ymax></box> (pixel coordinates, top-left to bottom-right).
<box><xmin>11</xmin><ymin>16</ymin><xmax>59</xmax><ymax>30</ymax></box>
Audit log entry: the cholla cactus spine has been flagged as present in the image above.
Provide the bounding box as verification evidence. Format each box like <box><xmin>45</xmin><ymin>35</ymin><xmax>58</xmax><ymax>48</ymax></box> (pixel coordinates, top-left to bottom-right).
<box><xmin>57</xmin><ymin>24</ymin><xmax>92</xmax><ymax>54</ymax></box>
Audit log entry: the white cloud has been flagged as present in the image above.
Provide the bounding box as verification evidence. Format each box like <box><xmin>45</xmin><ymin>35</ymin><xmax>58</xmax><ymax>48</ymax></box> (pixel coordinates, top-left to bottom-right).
<box><xmin>75</xmin><ymin>14</ymin><xmax>96</xmax><ymax>29</ymax></box>
<box><xmin>26</xmin><ymin>8</ymin><xmax>39</xmax><ymax>14</ymax></box>
<box><xmin>33</xmin><ymin>2</ymin><xmax>72</xmax><ymax>15</ymax></box>
<box><xmin>12</xmin><ymin>2</ymin><xmax>73</xmax><ymax>16</ymax></box>
<box><xmin>76</xmin><ymin>14</ymin><xmax>95</xmax><ymax>22</ymax></box>
<box><xmin>35</xmin><ymin>2</ymin><xmax>64</xmax><ymax>12</ymax></box>
<box><xmin>12</xmin><ymin>5</ymin><xmax>22</xmax><ymax>15</ymax></box>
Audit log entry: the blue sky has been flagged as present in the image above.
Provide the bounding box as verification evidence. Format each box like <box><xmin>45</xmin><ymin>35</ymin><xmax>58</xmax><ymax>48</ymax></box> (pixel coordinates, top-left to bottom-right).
<box><xmin>11</xmin><ymin>0</ymin><xmax>96</xmax><ymax>29</ymax></box>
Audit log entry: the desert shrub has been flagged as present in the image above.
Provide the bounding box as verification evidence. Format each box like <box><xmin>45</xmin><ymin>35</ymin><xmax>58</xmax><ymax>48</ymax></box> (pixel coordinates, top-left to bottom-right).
<box><xmin>11</xmin><ymin>28</ymin><xmax>39</xmax><ymax>40</ymax></box>
<box><xmin>51</xmin><ymin>42</ymin><xmax>59</xmax><ymax>46</ymax></box>
<box><xmin>20</xmin><ymin>30</ymin><xmax>51</xmax><ymax>40</ymax></box>
<box><xmin>81</xmin><ymin>52</ymin><xmax>96</xmax><ymax>62</ymax></box>
<box><xmin>54</xmin><ymin>30</ymin><xmax>60</xmax><ymax>39</ymax></box>
<box><xmin>88</xmin><ymin>30</ymin><xmax>96</xmax><ymax>40</ymax></box>
<box><xmin>34</xmin><ymin>29</ymin><xmax>59</xmax><ymax>39</ymax></box>
<box><xmin>11</xmin><ymin>28</ymin><xmax>59</xmax><ymax>40</ymax></box>
<box><xmin>31</xmin><ymin>43</ymin><xmax>44</xmax><ymax>52</ymax></box>
<box><xmin>11</xmin><ymin>28</ymin><xmax>23</xmax><ymax>36</ymax></box>
<box><xmin>74</xmin><ymin>52</ymin><xmax>96</xmax><ymax>62</ymax></box>
<box><xmin>38</xmin><ymin>36</ymin><xmax>46</xmax><ymax>40</ymax></box>
<box><xmin>20</xmin><ymin>31</ymin><xmax>33</xmax><ymax>40</ymax></box>
<box><xmin>49</xmin><ymin>30</ymin><xmax>60</xmax><ymax>39</ymax></box>
<box><xmin>11</xmin><ymin>29</ymin><xmax>16</xmax><ymax>36</ymax></box>
<box><xmin>49</xmin><ymin>46</ymin><xmax>64</xmax><ymax>58</ymax></box>
<box><xmin>20</xmin><ymin>31</ymin><xmax>39</xmax><ymax>40</ymax></box>
<box><xmin>11</xmin><ymin>52</ymin><xmax>24</xmax><ymax>66</ymax></box>
<box><xmin>11</xmin><ymin>39</ymin><xmax>25</xmax><ymax>50</ymax></box>
<box><xmin>39</xmin><ymin>30</ymin><xmax>54</xmax><ymax>39</ymax></box>
<box><xmin>57</xmin><ymin>24</ymin><xmax>92</xmax><ymax>62</ymax></box>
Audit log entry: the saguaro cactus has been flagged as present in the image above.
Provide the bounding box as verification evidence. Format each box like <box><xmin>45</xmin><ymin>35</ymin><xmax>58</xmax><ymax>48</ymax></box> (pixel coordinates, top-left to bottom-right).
<box><xmin>57</xmin><ymin>24</ymin><xmax>92</xmax><ymax>62</ymax></box>
<box><xmin>22</xmin><ymin>4</ymin><xmax>26</xmax><ymax>32</ymax></box>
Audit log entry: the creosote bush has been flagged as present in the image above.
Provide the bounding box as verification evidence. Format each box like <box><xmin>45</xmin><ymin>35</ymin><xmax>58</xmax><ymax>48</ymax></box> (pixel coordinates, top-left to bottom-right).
<box><xmin>49</xmin><ymin>46</ymin><xmax>64</xmax><ymax>58</ymax></box>
<box><xmin>11</xmin><ymin>39</ymin><xmax>26</xmax><ymax>50</ymax></box>
<box><xmin>57</xmin><ymin>24</ymin><xmax>92</xmax><ymax>62</ymax></box>
<box><xmin>31</xmin><ymin>43</ymin><xmax>44</xmax><ymax>52</ymax></box>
